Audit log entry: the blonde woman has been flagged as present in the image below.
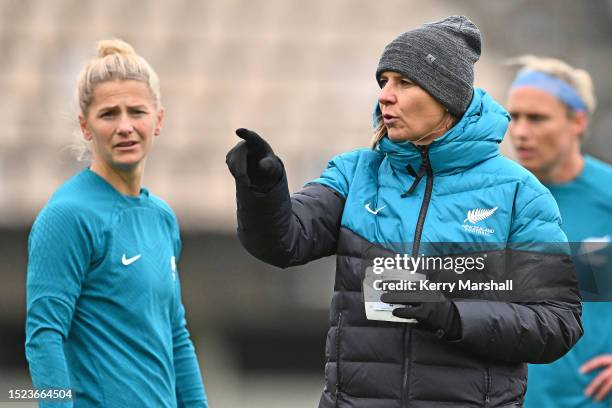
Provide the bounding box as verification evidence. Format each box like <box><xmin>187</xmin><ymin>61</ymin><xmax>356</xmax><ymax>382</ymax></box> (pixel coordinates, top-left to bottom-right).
<box><xmin>25</xmin><ymin>40</ymin><xmax>207</xmax><ymax>407</ymax></box>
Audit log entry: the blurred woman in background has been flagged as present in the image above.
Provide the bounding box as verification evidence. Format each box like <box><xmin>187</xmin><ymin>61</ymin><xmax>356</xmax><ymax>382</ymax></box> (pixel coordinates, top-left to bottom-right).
<box><xmin>25</xmin><ymin>39</ymin><xmax>207</xmax><ymax>407</ymax></box>
<box><xmin>507</xmin><ymin>55</ymin><xmax>612</xmax><ymax>407</ymax></box>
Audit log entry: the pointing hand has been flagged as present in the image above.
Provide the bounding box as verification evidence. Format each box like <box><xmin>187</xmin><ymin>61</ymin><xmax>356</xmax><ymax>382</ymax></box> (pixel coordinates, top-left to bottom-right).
<box><xmin>226</xmin><ymin>128</ymin><xmax>284</xmax><ymax>191</ymax></box>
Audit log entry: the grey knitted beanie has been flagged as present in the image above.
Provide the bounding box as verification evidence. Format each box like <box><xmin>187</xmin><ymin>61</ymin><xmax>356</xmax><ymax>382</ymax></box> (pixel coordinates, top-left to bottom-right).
<box><xmin>376</xmin><ymin>15</ymin><xmax>481</xmax><ymax>118</ymax></box>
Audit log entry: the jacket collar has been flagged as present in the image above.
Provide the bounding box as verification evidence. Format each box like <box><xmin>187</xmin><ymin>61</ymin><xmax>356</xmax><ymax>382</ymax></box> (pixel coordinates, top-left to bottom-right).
<box><xmin>376</xmin><ymin>88</ymin><xmax>510</xmax><ymax>176</ymax></box>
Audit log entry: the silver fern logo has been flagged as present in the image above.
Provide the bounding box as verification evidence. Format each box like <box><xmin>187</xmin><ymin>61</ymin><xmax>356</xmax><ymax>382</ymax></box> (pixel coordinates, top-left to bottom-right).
<box><xmin>462</xmin><ymin>206</ymin><xmax>498</xmax><ymax>236</ymax></box>
<box><xmin>464</xmin><ymin>207</ymin><xmax>498</xmax><ymax>224</ymax></box>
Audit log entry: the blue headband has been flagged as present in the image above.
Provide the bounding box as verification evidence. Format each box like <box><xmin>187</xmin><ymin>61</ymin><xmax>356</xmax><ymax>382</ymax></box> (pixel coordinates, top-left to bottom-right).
<box><xmin>510</xmin><ymin>70</ymin><xmax>587</xmax><ymax>112</ymax></box>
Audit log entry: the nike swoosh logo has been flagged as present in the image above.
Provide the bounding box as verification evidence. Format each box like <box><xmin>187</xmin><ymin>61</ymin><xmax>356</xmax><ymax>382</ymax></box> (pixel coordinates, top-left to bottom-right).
<box><xmin>365</xmin><ymin>203</ymin><xmax>386</xmax><ymax>215</ymax></box>
<box><xmin>121</xmin><ymin>254</ymin><xmax>142</xmax><ymax>266</ymax></box>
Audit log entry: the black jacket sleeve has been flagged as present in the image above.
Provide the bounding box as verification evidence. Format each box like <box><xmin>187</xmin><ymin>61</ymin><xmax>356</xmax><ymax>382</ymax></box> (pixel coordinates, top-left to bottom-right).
<box><xmin>234</xmin><ymin>169</ymin><xmax>345</xmax><ymax>268</ymax></box>
<box><xmin>454</xmin><ymin>298</ymin><xmax>582</xmax><ymax>364</ymax></box>
<box><xmin>450</xmin><ymin>249</ymin><xmax>583</xmax><ymax>364</ymax></box>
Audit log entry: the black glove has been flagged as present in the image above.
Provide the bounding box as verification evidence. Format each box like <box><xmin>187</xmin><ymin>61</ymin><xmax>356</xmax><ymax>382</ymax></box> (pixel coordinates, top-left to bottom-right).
<box><xmin>226</xmin><ymin>128</ymin><xmax>284</xmax><ymax>191</ymax></box>
<box><xmin>380</xmin><ymin>289</ymin><xmax>461</xmax><ymax>340</ymax></box>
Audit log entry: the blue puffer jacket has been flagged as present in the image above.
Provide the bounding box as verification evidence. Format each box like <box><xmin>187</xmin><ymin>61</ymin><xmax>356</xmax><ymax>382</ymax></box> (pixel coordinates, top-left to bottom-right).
<box><xmin>315</xmin><ymin>89</ymin><xmax>568</xmax><ymax>248</ymax></box>
<box><xmin>230</xmin><ymin>89</ymin><xmax>582</xmax><ymax>408</ymax></box>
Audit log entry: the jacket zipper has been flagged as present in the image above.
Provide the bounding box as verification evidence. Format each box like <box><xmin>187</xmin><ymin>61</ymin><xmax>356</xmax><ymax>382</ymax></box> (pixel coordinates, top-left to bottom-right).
<box><xmin>335</xmin><ymin>311</ymin><xmax>343</xmax><ymax>405</ymax></box>
<box><xmin>484</xmin><ymin>366</ymin><xmax>491</xmax><ymax>407</ymax></box>
<box><xmin>400</xmin><ymin>146</ymin><xmax>432</xmax><ymax>408</ymax></box>
<box><xmin>411</xmin><ymin>146</ymin><xmax>433</xmax><ymax>258</ymax></box>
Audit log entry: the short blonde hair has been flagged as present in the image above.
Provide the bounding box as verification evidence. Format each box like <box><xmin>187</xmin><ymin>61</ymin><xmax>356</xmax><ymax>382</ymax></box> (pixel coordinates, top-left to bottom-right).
<box><xmin>77</xmin><ymin>39</ymin><xmax>161</xmax><ymax>115</ymax></box>
<box><xmin>73</xmin><ymin>39</ymin><xmax>161</xmax><ymax>160</ymax></box>
<box><xmin>371</xmin><ymin>112</ymin><xmax>386</xmax><ymax>149</ymax></box>
<box><xmin>506</xmin><ymin>55</ymin><xmax>596</xmax><ymax>116</ymax></box>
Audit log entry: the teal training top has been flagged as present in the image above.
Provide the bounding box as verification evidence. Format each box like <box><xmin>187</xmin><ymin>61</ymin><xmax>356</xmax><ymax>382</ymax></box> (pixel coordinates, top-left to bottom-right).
<box><xmin>525</xmin><ymin>155</ymin><xmax>612</xmax><ymax>407</ymax></box>
<box><xmin>25</xmin><ymin>168</ymin><xmax>208</xmax><ymax>408</ymax></box>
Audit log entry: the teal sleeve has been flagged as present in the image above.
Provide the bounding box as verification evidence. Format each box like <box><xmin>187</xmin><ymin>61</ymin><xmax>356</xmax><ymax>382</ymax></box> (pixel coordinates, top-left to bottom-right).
<box><xmin>509</xmin><ymin>191</ymin><xmax>570</xmax><ymax>253</ymax></box>
<box><xmin>26</xmin><ymin>299</ymin><xmax>74</xmax><ymax>407</ymax></box>
<box><xmin>172</xmin><ymin>244</ymin><xmax>208</xmax><ymax>407</ymax></box>
<box><xmin>308</xmin><ymin>150</ymin><xmax>363</xmax><ymax>198</ymax></box>
<box><xmin>309</xmin><ymin>157</ymin><xmax>349</xmax><ymax>198</ymax></box>
<box><xmin>25</xmin><ymin>204</ymin><xmax>92</xmax><ymax>407</ymax></box>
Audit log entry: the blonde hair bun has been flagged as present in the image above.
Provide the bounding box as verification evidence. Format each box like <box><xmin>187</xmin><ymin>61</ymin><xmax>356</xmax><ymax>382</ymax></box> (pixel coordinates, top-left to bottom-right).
<box><xmin>74</xmin><ymin>38</ymin><xmax>161</xmax><ymax>161</ymax></box>
<box><xmin>97</xmin><ymin>39</ymin><xmax>136</xmax><ymax>58</ymax></box>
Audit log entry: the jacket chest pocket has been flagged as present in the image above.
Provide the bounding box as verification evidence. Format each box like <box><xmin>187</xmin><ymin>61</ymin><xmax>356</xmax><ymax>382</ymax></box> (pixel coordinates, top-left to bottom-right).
<box><xmin>323</xmin><ymin>311</ymin><xmax>344</xmax><ymax>404</ymax></box>
<box><xmin>335</xmin><ymin>311</ymin><xmax>343</xmax><ymax>402</ymax></box>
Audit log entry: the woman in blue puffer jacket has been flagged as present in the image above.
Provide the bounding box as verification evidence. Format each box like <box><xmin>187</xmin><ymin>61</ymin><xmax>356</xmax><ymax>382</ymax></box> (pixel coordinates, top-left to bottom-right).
<box><xmin>226</xmin><ymin>15</ymin><xmax>582</xmax><ymax>408</ymax></box>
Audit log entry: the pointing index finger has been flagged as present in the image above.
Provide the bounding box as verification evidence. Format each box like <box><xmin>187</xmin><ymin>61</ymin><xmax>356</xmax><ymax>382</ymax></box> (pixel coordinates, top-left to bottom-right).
<box><xmin>235</xmin><ymin>128</ymin><xmax>260</xmax><ymax>143</ymax></box>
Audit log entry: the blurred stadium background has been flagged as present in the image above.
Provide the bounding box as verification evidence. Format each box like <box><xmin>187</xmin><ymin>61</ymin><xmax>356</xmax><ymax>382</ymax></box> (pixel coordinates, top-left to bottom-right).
<box><xmin>1</xmin><ymin>0</ymin><xmax>611</xmax><ymax>406</ymax></box>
